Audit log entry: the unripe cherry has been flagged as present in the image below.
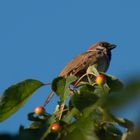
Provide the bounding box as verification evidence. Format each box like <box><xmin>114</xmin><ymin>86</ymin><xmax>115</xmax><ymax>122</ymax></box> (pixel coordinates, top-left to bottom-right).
<box><xmin>96</xmin><ymin>74</ymin><xmax>106</xmax><ymax>85</ymax></box>
<box><xmin>35</xmin><ymin>106</ymin><xmax>45</xmax><ymax>115</ymax></box>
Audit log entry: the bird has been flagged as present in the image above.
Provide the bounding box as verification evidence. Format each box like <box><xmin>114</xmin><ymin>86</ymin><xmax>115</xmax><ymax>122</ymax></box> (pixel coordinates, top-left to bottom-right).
<box><xmin>44</xmin><ymin>41</ymin><xmax>116</xmax><ymax>105</ymax></box>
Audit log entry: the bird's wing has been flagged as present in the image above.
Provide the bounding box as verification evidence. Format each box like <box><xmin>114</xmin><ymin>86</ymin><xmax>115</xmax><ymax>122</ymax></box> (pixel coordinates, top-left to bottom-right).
<box><xmin>60</xmin><ymin>51</ymin><xmax>97</xmax><ymax>77</ymax></box>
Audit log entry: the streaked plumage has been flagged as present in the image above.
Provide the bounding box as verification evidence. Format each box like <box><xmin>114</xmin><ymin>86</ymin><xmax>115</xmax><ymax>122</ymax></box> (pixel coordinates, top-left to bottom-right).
<box><xmin>60</xmin><ymin>41</ymin><xmax>116</xmax><ymax>77</ymax></box>
<box><xmin>44</xmin><ymin>41</ymin><xmax>116</xmax><ymax>105</ymax></box>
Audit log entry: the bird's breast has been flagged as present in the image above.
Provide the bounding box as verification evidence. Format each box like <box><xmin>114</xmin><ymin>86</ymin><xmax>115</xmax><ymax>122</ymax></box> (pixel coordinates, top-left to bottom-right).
<box><xmin>85</xmin><ymin>51</ymin><xmax>110</xmax><ymax>72</ymax></box>
<box><xmin>96</xmin><ymin>55</ymin><xmax>109</xmax><ymax>72</ymax></box>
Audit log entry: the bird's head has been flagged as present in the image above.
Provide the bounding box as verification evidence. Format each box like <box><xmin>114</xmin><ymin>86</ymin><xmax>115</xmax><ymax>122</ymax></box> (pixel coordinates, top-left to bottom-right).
<box><xmin>87</xmin><ymin>41</ymin><xmax>117</xmax><ymax>52</ymax></box>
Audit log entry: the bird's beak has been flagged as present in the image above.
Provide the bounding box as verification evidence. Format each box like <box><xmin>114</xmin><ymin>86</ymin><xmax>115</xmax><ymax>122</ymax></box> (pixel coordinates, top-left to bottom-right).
<box><xmin>109</xmin><ymin>44</ymin><xmax>117</xmax><ymax>50</ymax></box>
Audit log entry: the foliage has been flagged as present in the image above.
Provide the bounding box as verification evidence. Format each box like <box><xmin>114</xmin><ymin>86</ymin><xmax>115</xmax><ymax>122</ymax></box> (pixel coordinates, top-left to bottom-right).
<box><xmin>0</xmin><ymin>65</ymin><xmax>140</xmax><ymax>140</ymax></box>
<box><xmin>0</xmin><ymin>79</ymin><xmax>44</xmax><ymax>122</ymax></box>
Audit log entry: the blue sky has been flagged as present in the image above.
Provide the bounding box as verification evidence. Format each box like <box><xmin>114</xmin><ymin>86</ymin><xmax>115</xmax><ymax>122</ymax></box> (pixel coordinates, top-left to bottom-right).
<box><xmin>0</xmin><ymin>0</ymin><xmax>140</xmax><ymax>133</ymax></box>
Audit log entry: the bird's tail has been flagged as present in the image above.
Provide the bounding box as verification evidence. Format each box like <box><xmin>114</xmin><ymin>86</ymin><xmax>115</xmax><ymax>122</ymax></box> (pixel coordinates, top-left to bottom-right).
<box><xmin>44</xmin><ymin>91</ymin><xmax>54</xmax><ymax>106</ymax></box>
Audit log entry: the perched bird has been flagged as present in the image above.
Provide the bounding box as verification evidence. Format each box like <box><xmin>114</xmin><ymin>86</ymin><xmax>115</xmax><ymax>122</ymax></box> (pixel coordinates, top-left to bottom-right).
<box><xmin>44</xmin><ymin>41</ymin><xmax>116</xmax><ymax>105</ymax></box>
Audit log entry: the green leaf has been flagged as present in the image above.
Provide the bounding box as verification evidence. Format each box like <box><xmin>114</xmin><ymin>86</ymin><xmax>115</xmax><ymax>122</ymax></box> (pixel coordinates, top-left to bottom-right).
<box><xmin>62</xmin><ymin>107</ymin><xmax>80</xmax><ymax>124</ymax></box>
<box><xmin>51</xmin><ymin>76</ymin><xmax>77</xmax><ymax>101</ymax></box>
<box><xmin>28</xmin><ymin>112</ymin><xmax>50</xmax><ymax>122</ymax></box>
<box><xmin>99</xmin><ymin>79</ymin><xmax>140</xmax><ymax>109</ymax></box>
<box><xmin>71</xmin><ymin>85</ymin><xmax>99</xmax><ymax>111</ymax></box>
<box><xmin>63</xmin><ymin>116</ymin><xmax>99</xmax><ymax>140</ymax></box>
<box><xmin>51</xmin><ymin>77</ymin><xmax>66</xmax><ymax>100</ymax></box>
<box><xmin>100</xmin><ymin>72</ymin><xmax>124</xmax><ymax>92</ymax></box>
<box><xmin>64</xmin><ymin>76</ymin><xmax>77</xmax><ymax>99</ymax></box>
<box><xmin>0</xmin><ymin>79</ymin><xmax>44</xmax><ymax>122</ymax></box>
<box><xmin>98</xmin><ymin>123</ymin><xmax>122</xmax><ymax>140</ymax></box>
<box><xmin>115</xmin><ymin>118</ymin><xmax>134</xmax><ymax>131</ymax></box>
<box><xmin>66</xmin><ymin>76</ymin><xmax>77</xmax><ymax>87</ymax></box>
<box><xmin>87</xmin><ymin>65</ymin><xmax>99</xmax><ymax>76</ymax></box>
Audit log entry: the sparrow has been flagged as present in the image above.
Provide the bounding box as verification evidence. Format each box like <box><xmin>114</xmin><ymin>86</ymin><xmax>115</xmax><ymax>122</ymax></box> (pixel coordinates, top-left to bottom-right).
<box><xmin>44</xmin><ymin>41</ymin><xmax>116</xmax><ymax>105</ymax></box>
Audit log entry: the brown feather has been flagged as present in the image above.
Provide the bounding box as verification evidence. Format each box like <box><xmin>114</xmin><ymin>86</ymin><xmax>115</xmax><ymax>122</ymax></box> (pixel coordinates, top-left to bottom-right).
<box><xmin>44</xmin><ymin>41</ymin><xmax>116</xmax><ymax>105</ymax></box>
